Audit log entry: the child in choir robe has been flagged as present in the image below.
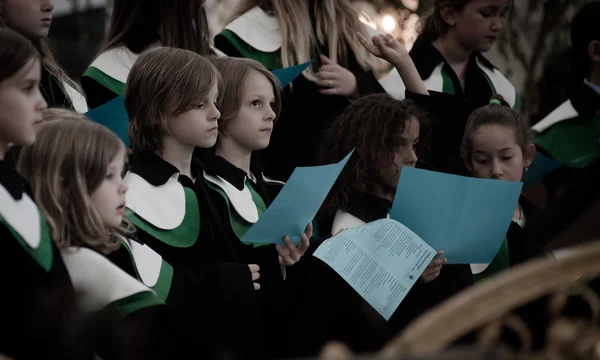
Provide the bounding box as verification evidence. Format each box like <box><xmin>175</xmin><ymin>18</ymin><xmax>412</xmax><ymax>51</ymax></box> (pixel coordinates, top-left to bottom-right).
<box><xmin>461</xmin><ymin>95</ymin><xmax>541</xmax><ymax>281</ymax></box>
<box><xmin>294</xmin><ymin>34</ymin><xmax>477</xmax><ymax>354</ymax></box>
<box><xmin>532</xmin><ymin>2</ymin><xmax>600</xmax><ymax>205</ymax></box>
<box><xmin>18</xmin><ymin>118</ymin><xmax>171</xmax><ymax>360</ymax></box>
<box><xmin>0</xmin><ymin>0</ymin><xmax>87</xmax><ymax>112</ymax></box>
<box><xmin>310</xmin><ymin>93</ymin><xmax>468</xmax><ymax>354</ymax></box>
<box><xmin>0</xmin><ymin>27</ymin><xmax>86</xmax><ymax>360</ymax></box>
<box><xmin>197</xmin><ymin>57</ymin><xmax>312</xmax><ymax>359</ymax></box>
<box><xmin>215</xmin><ymin>0</ymin><xmax>405</xmax><ymax>179</ymax></box>
<box><xmin>407</xmin><ymin>0</ymin><xmax>518</xmax><ymax>175</ymax></box>
<box><xmin>123</xmin><ymin>46</ymin><xmax>263</xmax><ymax>359</ymax></box>
<box><xmin>82</xmin><ymin>0</ymin><xmax>223</xmax><ymax>109</ymax></box>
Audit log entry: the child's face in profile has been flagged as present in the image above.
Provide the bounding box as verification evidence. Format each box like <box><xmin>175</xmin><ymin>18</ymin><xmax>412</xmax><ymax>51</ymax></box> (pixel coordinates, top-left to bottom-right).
<box><xmin>168</xmin><ymin>81</ymin><xmax>220</xmax><ymax>149</ymax></box>
<box><xmin>378</xmin><ymin>117</ymin><xmax>420</xmax><ymax>191</ymax></box>
<box><xmin>90</xmin><ymin>146</ymin><xmax>128</xmax><ymax>229</ymax></box>
<box><xmin>222</xmin><ymin>70</ymin><xmax>276</xmax><ymax>151</ymax></box>
<box><xmin>468</xmin><ymin>124</ymin><xmax>534</xmax><ymax>182</ymax></box>
<box><xmin>3</xmin><ymin>0</ymin><xmax>54</xmax><ymax>40</ymax></box>
<box><xmin>0</xmin><ymin>57</ymin><xmax>46</xmax><ymax>150</ymax></box>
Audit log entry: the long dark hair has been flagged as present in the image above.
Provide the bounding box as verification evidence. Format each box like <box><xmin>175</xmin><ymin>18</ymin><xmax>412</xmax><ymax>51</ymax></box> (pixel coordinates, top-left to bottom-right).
<box><xmin>0</xmin><ymin>0</ymin><xmax>79</xmax><ymax>91</ymax></box>
<box><xmin>102</xmin><ymin>0</ymin><xmax>212</xmax><ymax>55</ymax></box>
<box><xmin>0</xmin><ymin>28</ymin><xmax>39</xmax><ymax>83</ymax></box>
<box><xmin>318</xmin><ymin>94</ymin><xmax>431</xmax><ymax>214</ymax></box>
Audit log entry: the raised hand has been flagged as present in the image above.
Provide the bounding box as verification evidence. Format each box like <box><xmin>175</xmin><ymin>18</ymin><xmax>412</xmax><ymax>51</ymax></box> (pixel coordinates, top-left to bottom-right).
<box><xmin>356</xmin><ymin>32</ymin><xmax>410</xmax><ymax>67</ymax></box>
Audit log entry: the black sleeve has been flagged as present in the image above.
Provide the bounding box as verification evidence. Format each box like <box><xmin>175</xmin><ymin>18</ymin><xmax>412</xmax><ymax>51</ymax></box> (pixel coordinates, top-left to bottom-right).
<box><xmin>81</xmin><ymin>76</ymin><xmax>120</xmax><ymax>110</ymax></box>
<box><xmin>406</xmin><ymin>90</ymin><xmax>475</xmax><ymax>176</ymax></box>
<box><xmin>167</xmin><ymin>262</ymin><xmax>265</xmax><ymax>360</ymax></box>
<box><xmin>354</xmin><ymin>69</ymin><xmax>386</xmax><ymax>97</ymax></box>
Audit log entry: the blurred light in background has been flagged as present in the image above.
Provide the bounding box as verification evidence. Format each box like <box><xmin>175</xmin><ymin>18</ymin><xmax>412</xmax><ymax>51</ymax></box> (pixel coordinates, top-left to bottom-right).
<box><xmin>380</xmin><ymin>14</ymin><xmax>397</xmax><ymax>32</ymax></box>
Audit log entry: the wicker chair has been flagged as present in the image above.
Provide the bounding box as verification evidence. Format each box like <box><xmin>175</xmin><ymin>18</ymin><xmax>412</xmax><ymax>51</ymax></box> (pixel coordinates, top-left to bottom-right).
<box><xmin>319</xmin><ymin>240</ymin><xmax>600</xmax><ymax>360</ymax></box>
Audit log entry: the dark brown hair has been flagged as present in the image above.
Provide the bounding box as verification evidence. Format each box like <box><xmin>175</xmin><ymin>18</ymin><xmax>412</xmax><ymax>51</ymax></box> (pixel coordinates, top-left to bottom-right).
<box><xmin>0</xmin><ymin>27</ymin><xmax>39</xmax><ymax>84</ymax></box>
<box><xmin>422</xmin><ymin>0</ymin><xmax>513</xmax><ymax>40</ymax></box>
<box><xmin>212</xmin><ymin>57</ymin><xmax>282</xmax><ymax>131</ymax></box>
<box><xmin>461</xmin><ymin>94</ymin><xmax>530</xmax><ymax>161</ymax></box>
<box><xmin>0</xmin><ymin>1</ymin><xmax>80</xmax><ymax>93</ymax></box>
<box><xmin>319</xmin><ymin>94</ymin><xmax>431</xmax><ymax>213</ymax></box>
<box><xmin>126</xmin><ymin>47</ymin><xmax>221</xmax><ymax>154</ymax></box>
<box><xmin>102</xmin><ymin>0</ymin><xmax>212</xmax><ymax>55</ymax></box>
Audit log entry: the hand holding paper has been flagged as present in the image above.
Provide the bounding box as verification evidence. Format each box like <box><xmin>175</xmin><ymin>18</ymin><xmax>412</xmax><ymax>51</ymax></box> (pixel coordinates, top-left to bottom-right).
<box><xmin>314</xmin><ymin>218</ymin><xmax>436</xmax><ymax>320</ymax></box>
<box><xmin>241</xmin><ymin>150</ymin><xmax>354</xmax><ymax>246</ymax></box>
<box><xmin>276</xmin><ymin>222</ymin><xmax>312</xmax><ymax>266</ymax></box>
<box><xmin>419</xmin><ymin>250</ymin><xmax>446</xmax><ymax>283</ymax></box>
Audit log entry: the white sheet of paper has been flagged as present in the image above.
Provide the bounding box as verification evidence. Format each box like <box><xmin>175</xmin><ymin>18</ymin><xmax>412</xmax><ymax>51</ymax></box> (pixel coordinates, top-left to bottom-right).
<box><xmin>314</xmin><ymin>218</ymin><xmax>436</xmax><ymax>320</ymax></box>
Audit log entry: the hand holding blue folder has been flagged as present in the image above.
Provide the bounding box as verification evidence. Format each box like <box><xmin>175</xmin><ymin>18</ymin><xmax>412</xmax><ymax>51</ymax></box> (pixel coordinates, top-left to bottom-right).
<box><xmin>390</xmin><ymin>167</ymin><xmax>523</xmax><ymax>264</ymax></box>
<box><xmin>241</xmin><ymin>150</ymin><xmax>354</xmax><ymax>246</ymax></box>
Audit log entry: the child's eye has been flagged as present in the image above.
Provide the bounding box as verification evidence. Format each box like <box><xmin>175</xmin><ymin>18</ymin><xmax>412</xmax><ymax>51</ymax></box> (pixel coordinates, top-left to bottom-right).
<box><xmin>502</xmin><ymin>156</ymin><xmax>513</xmax><ymax>161</ymax></box>
<box><xmin>474</xmin><ymin>158</ymin><xmax>489</xmax><ymax>164</ymax></box>
<box><xmin>251</xmin><ymin>100</ymin><xmax>260</xmax><ymax>107</ymax></box>
<box><xmin>106</xmin><ymin>173</ymin><xmax>115</xmax><ymax>180</ymax></box>
<box><xmin>197</xmin><ymin>103</ymin><xmax>205</xmax><ymax>109</ymax></box>
<box><xmin>22</xmin><ymin>85</ymin><xmax>35</xmax><ymax>94</ymax></box>
<box><xmin>480</xmin><ymin>10</ymin><xmax>492</xmax><ymax>17</ymax></box>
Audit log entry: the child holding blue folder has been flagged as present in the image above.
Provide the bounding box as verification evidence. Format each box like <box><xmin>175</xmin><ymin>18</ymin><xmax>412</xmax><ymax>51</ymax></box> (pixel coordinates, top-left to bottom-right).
<box><xmin>461</xmin><ymin>95</ymin><xmax>541</xmax><ymax>280</ymax></box>
<box><xmin>195</xmin><ymin>57</ymin><xmax>312</xmax><ymax>359</ymax></box>
<box><xmin>294</xmin><ymin>35</ymin><xmax>466</xmax><ymax>353</ymax></box>
<box><xmin>123</xmin><ymin>47</ymin><xmax>265</xmax><ymax>359</ymax></box>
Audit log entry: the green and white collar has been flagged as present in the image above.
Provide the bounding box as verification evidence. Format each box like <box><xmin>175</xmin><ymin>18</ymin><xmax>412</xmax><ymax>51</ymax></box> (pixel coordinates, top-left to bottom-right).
<box><xmin>61</xmin><ymin>246</ymin><xmax>162</xmax><ymax>314</ymax></box>
<box><xmin>225</xmin><ymin>7</ymin><xmax>281</xmax><ymax>52</ymax></box>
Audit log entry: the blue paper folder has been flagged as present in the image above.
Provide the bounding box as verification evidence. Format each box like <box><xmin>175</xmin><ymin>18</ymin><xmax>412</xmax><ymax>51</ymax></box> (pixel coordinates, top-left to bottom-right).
<box><xmin>241</xmin><ymin>150</ymin><xmax>353</xmax><ymax>246</ymax></box>
<box><xmin>85</xmin><ymin>96</ymin><xmax>130</xmax><ymax>147</ymax></box>
<box><xmin>390</xmin><ymin>167</ymin><xmax>523</xmax><ymax>264</ymax></box>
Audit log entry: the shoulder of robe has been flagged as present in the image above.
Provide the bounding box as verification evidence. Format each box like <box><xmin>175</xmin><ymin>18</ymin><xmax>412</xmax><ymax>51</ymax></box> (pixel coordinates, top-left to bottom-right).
<box><xmin>475</xmin><ymin>56</ymin><xmax>518</xmax><ymax>109</ymax></box>
<box><xmin>83</xmin><ymin>46</ymin><xmax>139</xmax><ymax>94</ymax></box>
<box><xmin>331</xmin><ymin>210</ymin><xmax>366</xmax><ymax>236</ymax></box>
<box><xmin>119</xmin><ymin>237</ymin><xmax>174</xmax><ymax>301</ymax></box>
<box><xmin>203</xmin><ymin>171</ymin><xmax>260</xmax><ymax>224</ymax></box>
<box><xmin>221</xmin><ymin>7</ymin><xmax>281</xmax><ymax>53</ymax></box>
<box><xmin>532</xmin><ymin>99</ymin><xmax>580</xmax><ymax>134</ymax></box>
<box><xmin>0</xmin><ymin>184</ymin><xmax>54</xmax><ymax>271</ymax></box>
<box><xmin>61</xmin><ymin>246</ymin><xmax>164</xmax><ymax>316</ymax></box>
<box><xmin>124</xmin><ymin>171</ymin><xmax>200</xmax><ymax>248</ymax></box>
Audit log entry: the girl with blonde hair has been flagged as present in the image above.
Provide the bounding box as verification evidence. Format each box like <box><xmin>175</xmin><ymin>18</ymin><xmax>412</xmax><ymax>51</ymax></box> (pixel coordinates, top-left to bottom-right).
<box><xmin>18</xmin><ymin>118</ymin><xmax>171</xmax><ymax>359</ymax></box>
<box><xmin>199</xmin><ymin>56</ymin><xmax>312</xmax><ymax>359</ymax></box>
<box><xmin>0</xmin><ymin>0</ymin><xmax>88</xmax><ymax>112</ymax></box>
<box><xmin>215</xmin><ymin>0</ymin><xmax>404</xmax><ymax>179</ymax></box>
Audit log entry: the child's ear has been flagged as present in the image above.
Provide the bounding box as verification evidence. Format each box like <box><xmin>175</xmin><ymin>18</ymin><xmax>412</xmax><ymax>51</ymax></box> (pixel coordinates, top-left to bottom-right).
<box><xmin>523</xmin><ymin>143</ymin><xmax>536</xmax><ymax>168</ymax></box>
<box><xmin>589</xmin><ymin>40</ymin><xmax>600</xmax><ymax>63</ymax></box>
<box><xmin>462</xmin><ymin>155</ymin><xmax>474</xmax><ymax>174</ymax></box>
<box><xmin>440</xmin><ymin>4</ymin><xmax>457</xmax><ymax>27</ymax></box>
